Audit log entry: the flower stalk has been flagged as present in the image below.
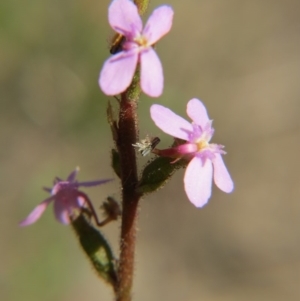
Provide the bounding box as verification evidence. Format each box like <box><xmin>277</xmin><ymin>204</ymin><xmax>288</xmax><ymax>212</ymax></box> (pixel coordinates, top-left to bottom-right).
<box><xmin>115</xmin><ymin>74</ymin><xmax>142</xmax><ymax>301</ymax></box>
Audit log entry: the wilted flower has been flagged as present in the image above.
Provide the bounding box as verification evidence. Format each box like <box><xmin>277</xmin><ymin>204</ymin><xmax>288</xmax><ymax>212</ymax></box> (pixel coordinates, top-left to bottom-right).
<box><xmin>150</xmin><ymin>98</ymin><xmax>234</xmax><ymax>207</ymax></box>
<box><xmin>19</xmin><ymin>168</ymin><xmax>112</xmax><ymax>226</ymax></box>
<box><xmin>99</xmin><ymin>0</ymin><xmax>174</xmax><ymax>97</ymax></box>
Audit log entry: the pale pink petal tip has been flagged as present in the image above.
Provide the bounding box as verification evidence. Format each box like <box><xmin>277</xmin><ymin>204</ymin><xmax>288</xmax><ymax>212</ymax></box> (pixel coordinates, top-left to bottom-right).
<box><xmin>213</xmin><ymin>154</ymin><xmax>234</xmax><ymax>193</ymax></box>
<box><xmin>184</xmin><ymin>157</ymin><xmax>213</xmax><ymax>208</ymax></box>
<box><xmin>19</xmin><ymin>197</ymin><xmax>53</xmax><ymax>227</ymax></box>
<box><xmin>140</xmin><ymin>48</ymin><xmax>163</xmax><ymax>97</ymax></box>
<box><xmin>108</xmin><ymin>0</ymin><xmax>142</xmax><ymax>34</ymax></box>
<box><xmin>143</xmin><ymin>5</ymin><xmax>174</xmax><ymax>45</ymax></box>
<box><xmin>99</xmin><ymin>51</ymin><xmax>138</xmax><ymax>96</ymax></box>
<box><xmin>186</xmin><ymin>98</ymin><xmax>210</xmax><ymax>126</ymax></box>
<box><xmin>150</xmin><ymin>104</ymin><xmax>192</xmax><ymax>140</ymax></box>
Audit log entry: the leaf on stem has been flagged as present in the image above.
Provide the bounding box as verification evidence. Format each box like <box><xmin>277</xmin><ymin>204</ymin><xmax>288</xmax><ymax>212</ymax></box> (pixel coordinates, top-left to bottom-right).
<box><xmin>137</xmin><ymin>156</ymin><xmax>187</xmax><ymax>194</ymax></box>
<box><xmin>71</xmin><ymin>213</ymin><xmax>118</xmax><ymax>290</ymax></box>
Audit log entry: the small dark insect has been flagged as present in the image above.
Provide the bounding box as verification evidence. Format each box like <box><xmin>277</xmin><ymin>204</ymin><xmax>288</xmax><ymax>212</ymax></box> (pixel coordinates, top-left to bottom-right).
<box><xmin>150</xmin><ymin>137</ymin><xmax>161</xmax><ymax>150</ymax></box>
<box><xmin>110</xmin><ymin>33</ymin><xmax>126</xmax><ymax>54</ymax></box>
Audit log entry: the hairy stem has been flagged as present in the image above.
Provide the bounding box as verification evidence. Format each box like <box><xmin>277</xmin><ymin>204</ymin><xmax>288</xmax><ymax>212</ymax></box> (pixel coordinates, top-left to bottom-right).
<box><xmin>115</xmin><ymin>2</ymin><xmax>149</xmax><ymax>300</ymax></box>
<box><xmin>116</xmin><ymin>82</ymin><xmax>141</xmax><ymax>301</ymax></box>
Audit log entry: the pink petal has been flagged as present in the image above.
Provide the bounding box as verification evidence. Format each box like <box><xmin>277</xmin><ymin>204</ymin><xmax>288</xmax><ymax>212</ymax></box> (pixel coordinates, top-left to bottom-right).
<box><xmin>143</xmin><ymin>5</ymin><xmax>174</xmax><ymax>45</ymax></box>
<box><xmin>19</xmin><ymin>196</ymin><xmax>54</xmax><ymax>226</ymax></box>
<box><xmin>212</xmin><ymin>154</ymin><xmax>234</xmax><ymax>193</ymax></box>
<box><xmin>99</xmin><ymin>50</ymin><xmax>138</xmax><ymax>96</ymax></box>
<box><xmin>140</xmin><ymin>48</ymin><xmax>163</xmax><ymax>97</ymax></box>
<box><xmin>184</xmin><ymin>157</ymin><xmax>213</xmax><ymax>207</ymax></box>
<box><xmin>77</xmin><ymin>196</ymin><xmax>86</xmax><ymax>207</ymax></box>
<box><xmin>53</xmin><ymin>198</ymin><xmax>72</xmax><ymax>225</ymax></box>
<box><xmin>78</xmin><ymin>178</ymin><xmax>113</xmax><ymax>187</ymax></box>
<box><xmin>67</xmin><ymin>167</ymin><xmax>79</xmax><ymax>182</ymax></box>
<box><xmin>186</xmin><ymin>98</ymin><xmax>210</xmax><ymax>127</ymax></box>
<box><xmin>108</xmin><ymin>0</ymin><xmax>142</xmax><ymax>35</ymax></box>
<box><xmin>150</xmin><ymin>104</ymin><xmax>193</xmax><ymax>140</ymax></box>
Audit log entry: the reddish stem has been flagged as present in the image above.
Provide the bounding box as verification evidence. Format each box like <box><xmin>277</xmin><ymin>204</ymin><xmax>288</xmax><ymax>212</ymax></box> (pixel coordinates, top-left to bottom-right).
<box><xmin>116</xmin><ymin>92</ymin><xmax>141</xmax><ymax>301</ymax></box>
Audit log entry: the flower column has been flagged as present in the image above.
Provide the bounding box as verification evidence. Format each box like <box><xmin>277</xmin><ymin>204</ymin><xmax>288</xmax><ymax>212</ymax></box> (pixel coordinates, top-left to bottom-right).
<box><xmin>116</xmin><ymin>80</ymin><xmax>141</xmax><ymax>301</ymax></box>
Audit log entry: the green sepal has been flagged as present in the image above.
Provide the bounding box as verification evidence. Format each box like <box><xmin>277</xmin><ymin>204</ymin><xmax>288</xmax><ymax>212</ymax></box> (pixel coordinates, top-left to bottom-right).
<box><xmin>111</xmin><ymin>148</ymin><xmax>121</xmax><ymax>179</ymax></box>
<box><xmin>136</xmin><ymin>156</ymin><xmax>187</xmax><ymax>195</ymax></box>
<box><xmin>71</xmin><ymin>213</ymin><xmax>118</xmax><ymax>289</ymax></box>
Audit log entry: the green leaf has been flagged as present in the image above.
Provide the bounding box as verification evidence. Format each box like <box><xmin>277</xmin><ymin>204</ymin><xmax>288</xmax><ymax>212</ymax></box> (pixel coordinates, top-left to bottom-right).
<box><xmin>137</xmin><ymin>156</ymin><xmax>187</xmax><ymax>194</ymax></box>
<box><xmin>71</xmin><ymin>213</ymin><xmax>118</xmax><ymax>289</ymax></box>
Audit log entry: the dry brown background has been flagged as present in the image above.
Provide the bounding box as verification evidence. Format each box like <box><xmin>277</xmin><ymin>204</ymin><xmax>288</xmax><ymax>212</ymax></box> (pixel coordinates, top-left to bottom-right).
<box><xmin>1</xmin><ymin>0</ymin><xmax>300</xmax><ymax>300</ymax></box>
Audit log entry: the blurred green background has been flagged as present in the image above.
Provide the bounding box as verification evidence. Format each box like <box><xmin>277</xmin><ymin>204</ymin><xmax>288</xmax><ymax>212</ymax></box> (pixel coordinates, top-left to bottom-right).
<box><xmin>1</xmin><ymin>0</ymin><xmax>300</xmax><ymax>300</ymax></box>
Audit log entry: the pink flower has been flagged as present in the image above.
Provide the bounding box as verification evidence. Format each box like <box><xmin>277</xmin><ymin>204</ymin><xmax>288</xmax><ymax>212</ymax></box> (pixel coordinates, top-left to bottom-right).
<box><xmin>150</xmin><ymin>98</ymin><xmax>234</xmax><ymax>207</ymax></box>
<box><xmin>99</xmin><ymin>0</ymin><xmax>174</xmax><ymax>97</ymax></box>
<box><xmin>19</xmin><ymin>168</ymin><xmax>112</xmax><ymax>226</ymax></box>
